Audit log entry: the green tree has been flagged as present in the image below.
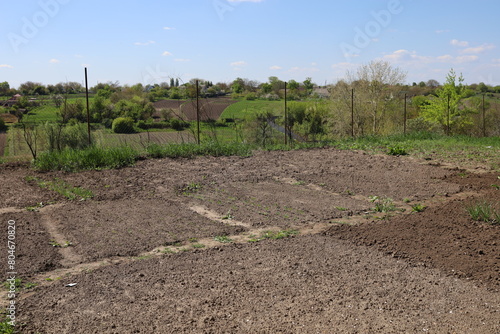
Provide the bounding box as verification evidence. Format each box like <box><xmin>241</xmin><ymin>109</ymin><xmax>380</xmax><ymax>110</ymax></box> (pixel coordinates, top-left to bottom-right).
<box><xmin>303</xmin><ymin>77</ymin><xmax>314</xmax><ymax>92</ymax></box>
<box><xmin>421</xmin><ymin>69</ymin><xmax>472</xmax><ymax>134</ymax></box>
<box><xmin>287</xmin><ymin>80</ymin><xmax>300</xmax><ymax>91</ymax></box>
<box><xmin>0</xmin><ymin>82</ymin><xmax>10</xmax><ymax>96</ymax></box>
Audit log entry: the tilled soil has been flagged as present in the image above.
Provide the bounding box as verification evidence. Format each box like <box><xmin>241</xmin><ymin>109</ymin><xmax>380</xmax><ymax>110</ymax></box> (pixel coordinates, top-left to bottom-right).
<box><xmin>0</xmin><ymin>148</ymin><xmax>498</xmax><ymax>333</ymax></box>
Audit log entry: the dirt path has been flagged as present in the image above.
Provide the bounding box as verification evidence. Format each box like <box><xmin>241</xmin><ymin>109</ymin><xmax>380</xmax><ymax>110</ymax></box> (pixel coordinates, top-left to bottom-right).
<box><xmin>0</xmin><ymin>148</ymin><xmax>498</xmax><ymax>333</ymax></box>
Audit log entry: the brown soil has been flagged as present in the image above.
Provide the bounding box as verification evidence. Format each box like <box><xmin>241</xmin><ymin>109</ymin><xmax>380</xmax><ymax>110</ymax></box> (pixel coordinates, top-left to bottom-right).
<box><xmin>180</xmin><ymin>98</ymin><xmax>238</xmax><ymax>121</ymax></box>
<box><xmin>0</xmin><ymin>148</ymin><xmax>498</xmax><ymax>333</ymax></box>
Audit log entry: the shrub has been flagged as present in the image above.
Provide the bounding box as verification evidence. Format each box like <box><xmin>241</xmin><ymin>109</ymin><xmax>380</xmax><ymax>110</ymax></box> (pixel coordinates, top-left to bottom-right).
<box><xmin>61</xmin><ymin>123</ymin><xmax>93</xmax><ymax>150</ymax></box>
<box><xmin>112</xmin><ymin>117</ymin><xmax>135</xmax><ymax>133</ymax></box>
<box><xmin>0</xmin><ymin>118</ymin><xmax>6</xmax><ymax>131</ymax></box>
<box><xmin>170</xmin><ymin>119</ymin><xmax>189</xmax><ymax>131</ymax></box>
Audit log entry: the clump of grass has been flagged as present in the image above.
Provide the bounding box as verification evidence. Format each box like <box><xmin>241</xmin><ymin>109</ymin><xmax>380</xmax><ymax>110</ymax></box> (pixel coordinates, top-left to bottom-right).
<box><xmin>387</xmin><ymin>145</ymin><xmax>408</xmax><ymax>156</ymax></box>
<box><xmin>369</xmin><ymin>196</ymin><xmax>396</xmax><ymax>213</ymax></box>
<box><xmin>248</xmin><ymin>229</ymin><xmax>299</xmax><ymax>242</ymax></box>
<box><xmin>192</xmin><ymin>243</ymin><xmax>205</xmax><ymax>249</ymax></box>
<box><xmin>0</xmin><ymin>316</ymin><xmax>16</xmax><ymax>334</ymax></box>
<box><xmin>33</xmin><ymin>146</ymin><xmax>138</xmax><ymax>172</ymax></box>
<box><xmin>179</xmin><ymin>182</ymin><xmax>202</xmax><ymax>195</ymax></box>
<box><xmin>214</xmin><ymin>235</ymin><xmax>233</xmax><ymax>243</ymax></box>
<box><xmin>466</xmin><ymin>200</ymin><xmax>500</xmax><ymax>225</ymax></box>
<box><xmin>25</xmin><ymin>176</ymin><xmax>93</xmax><ymax>200</ymax></box>
<box><xmin>411</xmin><ymin>203</ymin><xmax>426</xmax><ymax>212</ymax></box>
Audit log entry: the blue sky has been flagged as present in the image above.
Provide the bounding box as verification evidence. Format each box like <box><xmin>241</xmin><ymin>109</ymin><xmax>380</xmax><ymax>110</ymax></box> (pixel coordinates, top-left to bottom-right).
<box><xmin>1</xmin><ymin>0</ymin><xmax>499</xmax><ymax>89</ymax></box>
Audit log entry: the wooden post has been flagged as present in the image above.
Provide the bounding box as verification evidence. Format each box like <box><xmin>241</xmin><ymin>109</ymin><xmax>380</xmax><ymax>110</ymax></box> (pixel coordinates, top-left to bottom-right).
<box><xmin>351</xmin><ymin>88</ymin><xmax>354</xmax><ymax>137</ymax></box>
<box><xmin>196</xmin><ymin>80</ymin><xmax>200</xmax><ymax>145</ymax></box>
<box><xmin>85</xmin><ymin>68</ymin><xmax>91</xmax><ymax>145</ymax></box>
<box><xmin>284</xmin><ymin>81</ymin><xmax>288</xmax><ymax>145</ymax></box>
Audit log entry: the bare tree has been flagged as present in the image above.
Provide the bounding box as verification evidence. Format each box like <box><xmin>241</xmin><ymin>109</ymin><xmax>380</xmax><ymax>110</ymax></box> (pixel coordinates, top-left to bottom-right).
<box><xmin>346</xmin><ymin>60</ymin><xmax>407</xmax><ymax>134</ymax></box>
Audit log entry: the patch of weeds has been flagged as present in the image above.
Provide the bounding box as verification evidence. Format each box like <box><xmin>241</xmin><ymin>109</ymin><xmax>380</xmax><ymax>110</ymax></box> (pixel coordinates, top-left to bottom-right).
<box><xmin>344</xmin><ymin>189</ymin><xmax>354</xmax><ymax>196</ymax></box>
<box><xmin>369</xmin><ymin>196</ymin><xmax>396</xmax><ymax>213</ymax></box>
<box><xmin>318</xmin><ymin>183</ymin><xmax>326</xmax><ymax>187</ymax></box>
<box><xmin>491</xmin><ymin>184</ymin><xmax>500</xmax><ymax>190</ymax></box>
<box><xmin>192</xmin><ymin>243</ymin><xmax>206</xmax><ymax>249</ymax></box>
<box><xmin>3</xmin><ymin>278</ymin><xmax>22</xmax><ymax>292</ymax></box>
<box><xmin>25</xmin><ymin>176</ymin><xmax>93</xmax><ymax>201</ymax></box>
<box><xmin>45</xmin><ymin>278</ymin><xmax>53</xmax><ymax>281</ymax></box>
<box><xmin>23</xmin><ymin>282</ymin><xmax>37</xmax><ymax>290</ymax></box>
<box><xmin>0</xmin><ymin>315</ymin><xmax>16</xmax><ymax>334</ymax></box>
<box><xmin>188</xmin><ymin>237</ymin><xmax>198</xmax><ymax>243</ymax></box>
<box><xmin>387</xmin><ymin>145</ymin><xmax>408</xmax><ymax>156</ymax></box>
<box><xmin>335</xmin><ymin>206</ymin><xmax>348</xmax><ymax>211</ymax></box>
<box><xmin>221</xmin><ymin>210</ymin><xmax>233</xmax><ymax>220</ymax></box>
<box><xmin>179</xmin><ymin>182</ymin><xmax>202</xmax><ymax>195</ymax></box>
<box><xmin>161</xmin><ymin>248</ymin><xmax>175</xmax><ymax>254</ymax></box>
<box><xmin>403</xmin><ymin>198</ymin><xmax>411</xmax><ymax>203</ymax></box>
<box><xmin>411</xmin><ymin>203</ymin><xmax>426</xmax><ymax>212</ymax></box>
<box><xmin>26</xmin><ymin>202</ymin><xmax>45</xmax><ymax>212</ymax></box>
<box><xmin>249</xmin><ymin>229</ymin><xmax>299</xmax><ymax>242</ymax></box>
<box><xmin>49</xmin><ymin>240</ymin><xmax>72</xmax><ymax>248</ymax></box>
<box><xmin>214</xmin><ymin>235</ymin><xmax>233</xmax><ymax>243</ymax></box>
<box><xmin>466</xmin><ymin>200</ymin><xmax>500</xmax><ymax>225</ymax></box>
<box><xmin>293</xmin><ymin>180</ymin><xmax>306</xmax><ymax>186</ymax></box>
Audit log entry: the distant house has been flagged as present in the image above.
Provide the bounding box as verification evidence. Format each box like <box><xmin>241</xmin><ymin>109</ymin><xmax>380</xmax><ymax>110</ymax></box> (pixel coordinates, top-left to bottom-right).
<box><xmin>312</xmin><ymin>87</ymin><xmax>330</xmax><ymax>99</ymax></box>
<box><xmin>1</xmin><ymin>94</ymin><xmax>22</xmax><ymax>108</ymax></box>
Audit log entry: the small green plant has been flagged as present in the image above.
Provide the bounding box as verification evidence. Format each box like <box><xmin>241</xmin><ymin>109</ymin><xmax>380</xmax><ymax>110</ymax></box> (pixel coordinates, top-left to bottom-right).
<box><xmin>180</xmin><ymin>182</ymin><xmax>202</xmax><ymax>195</ymax></box>
<box><xmin>3</xmin><ymin>278</ymin><xmax>22</xmax><ymax>292</ymax></box>
<box><xmin>369</xmin><ymin>196</ymin><xmax>396</xmax><ymax>213</ymax></box>
<box><xmin>403</xmin><ymin>198</ymin><xmax>411</xmax><ymax>203</ymax></box>
<box><xmin>161</xmin><ymin>248</ymin><xmax>175</xmax><ymax>254</ymax></box>
<box><xmin>335</xmin><ymin>206</ymin><xmax>348</xmax><ymax>211</ymax></box>
<box><xmin>411</xmin><ymin>203</ymin><xmax>426</xmax><ymax>212</ymax></box>
<box><xmin>49</xmin><ymin>240</ymin><xmax>72</xmax><ymax>248</ymax></box>
<box><xmin>221</xmin><ymin>210</ymin><xmax>233</xmax><ymax>220</ymax></box>
<box><xmin>466</xmin><ymin>201</ymin><xmax>499</xmax><ymax>225</ymax></box>
<box><xmin>387</xmin><ymin>145</ymin><xmax>408</xmax><ymax>156</ymax></box>
<box><xmin>492</xmin><ymin>184</ymin><xmax>500</xmax><ymax>190</ymax></box>
<box><xmin>26</xmin><ymin>202</ymin><xmax>45</xmax><ymax>212</ymax></box>
<box><xmin>214</xmin><ymin>235</ymin><xmax>233</xmax><ymax>243</ymax></box>
<box><xmin>192</xmin><ymin>243</ymin><xmax>206</xmax><ymax>249</ymax></box>
<box><xmin>188</xmin><ymin>237</ymin><xmax>198</xmax><ymax>243</ymax></box>
<box><xmin>293</xmin><ymin>180</ymin><xmax>306</xmax><ymax>186</ymax></box>
<box><xmin>23</xmin><ymin>282</ymin><xmax>37</xmax><ymax>290</ymax></box>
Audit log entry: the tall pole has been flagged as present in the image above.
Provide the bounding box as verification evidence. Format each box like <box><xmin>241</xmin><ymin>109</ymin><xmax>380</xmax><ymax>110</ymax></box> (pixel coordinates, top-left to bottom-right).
<box><xmin>404</xmin><ymin>93</ymin><xmax>407</xmax><ymax>136</ymax></box>
<box><xmin>196</xmin><ymin>80</ymin><xmax>200</xmax><ymax>145</ymax></box>
<box><xmin>85</xmin><ymin>67</ymin><xmax>91</xmax><ymax>145</ymax></box>
<box><xmin>447</xmin><ymin>93</ymin><xmax>450</xmax><ymax>136</ymax></box>
<box><xmin>284</xmin><ymin>81</ymin><xmax>288</xmax><ymax>145</ymax></box>
<box><xmin>482</xmin><ymin>93</ymin><xmax>486</xmax><ymax>137</ymax></box>
<box><xmin>351</xmin><ymin>88</ymin><xmax>354</xmax><ymax>137</ymax></box>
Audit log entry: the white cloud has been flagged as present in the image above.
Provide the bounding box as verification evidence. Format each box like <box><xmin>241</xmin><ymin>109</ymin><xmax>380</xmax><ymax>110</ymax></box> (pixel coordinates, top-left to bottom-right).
<box><xmin>270</xmin><ymin>65</ymin><xmax>282</xmax><ymax>70</ymax></box>
<box><xmin>382</xmin><ymin>49</ymin><xmax>479</xmax><ymax>65</ymax></box>
<box><xmin>450</xmin><ymin>39</ymin><xmax>468</xmax><ymax>47</ymax></box>
<box><xmin>0</xmin><ymin>64</ymin><xmax>13</xmax><ymax>69</ymax></box>
<box><xmin>436</xmin><ymin>29</ymin><xmax>451</xmax><ymax>34</ymax></box>
<box><xmin>462</xmin><ymin>43</ymin><xmax>495</xmax><ymax>54</ymax></box>
<box><xmin>81</xmin><ymin>63</ymin><xmax>90</xmax><ymax>68</ymax></box>
<box><xmin>174</xmin><ymin>58</ymin><xmax>190</xmax><ymax>62</ymax></box>
<box><xmin>163</xmin><ymin>27</ymin><xmax>175</xmax><ymax>30</ymax></box>
<box><xmin>49</xmin><ymin>58</ymin><xmax>60</xmax><ymax>64</ymax></box>
<box><xmin>455</xmin><ymin>55</ymin><xmax>479</xmax><ymax>63</ymax></box>
<box><xmin>135</xmin><ymin>41</ymin><xmax>156</xmax><ymax>46</ymax></box>
<box><xmin>228</xmin><ymin>0</ymin><xmax>264</xmax><ymax>2</ymax></box>
<box><xmin>230</xmin><ymin>61</ymin><xmax>247</xmax><ymax>67</ymax></box>
<box><xmin>162</xmin><ymin>51</ymin><xmax>173</xmax><ymax>56</ymax></box>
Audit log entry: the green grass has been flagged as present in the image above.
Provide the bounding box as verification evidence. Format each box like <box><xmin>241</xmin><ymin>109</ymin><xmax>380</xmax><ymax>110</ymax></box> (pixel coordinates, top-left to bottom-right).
<box><xmin>248</xmin><ymin>229</ymin><xmax>299</xmax><ymax>242</ymax></box>
<box><xmin>466</xmin><ymin>200</ymin><xmax>500</xmax><ymax>225</ymax></box>
<box><xmin>330</xmin><ymin>132</ymin><xmax>500</xmax><ymax>170</ymax></box>
<box><xmin>25</xmin><ymin>176</ymin><xmax>93</xmax><ymax>200</ymax></box>
<box><xmin>214</xmin><ymin>235</ymin><xmax>233</xmax><ymax>243</ymax></box>
<box><xmin>0</xmin><ymin>317</ymin><xmax>16</xmax><ymax>334</ymax></box>
<box><xmin>369</xmin><ymin>196</ymin><xmax>396</xmax><ymax>213</ymax></box>
<box><xmin>220</xmin><ymin>100</ymin><xmax>284</xmax><ymax>120</ymax></box>
<box><xmin>146</xmin><ymin>141</ymin><xmax>252</xmax><ymax>159</ymax></box>
<box><xmin>33</xmin><ymin>145</ymin><xmax>138</xmax><ymax>172</ymax></box>
<box><xmin>23</xmin><ymin>105</ymin><xmax>61</xmax><ymax>123</ymax></box>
